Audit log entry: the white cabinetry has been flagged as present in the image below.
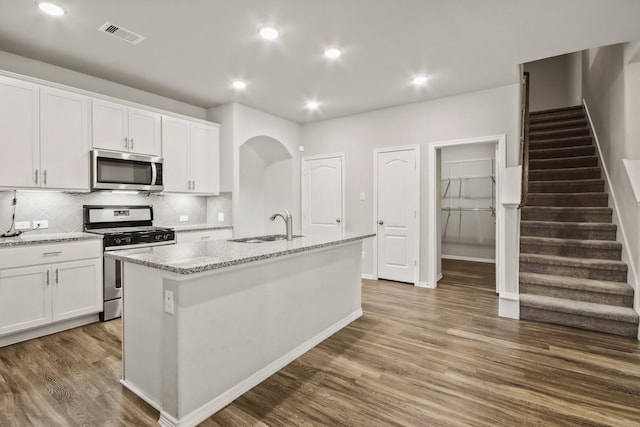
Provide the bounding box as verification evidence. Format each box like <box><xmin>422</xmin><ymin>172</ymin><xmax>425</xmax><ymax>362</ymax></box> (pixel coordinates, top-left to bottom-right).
<box><xmin>176</xmin><ymin>229</ymin><xmax>232</xmax><ymax>244</ymax></box>
<box><xmin>0</xmin><ymin>77</ymin><xmax>90</xmax><ymax>191</ymax></box>
<box><xmin>162</xmin><ymin>116</ymin><xmax>220</xmax><ymax>194</ymax></box>
<box><xmin>0</xmin><ymin>240</ymin><xmax>103</xmax><ymax>343</ymax></box>
<box><xmin>92</xmin><ymin>99</ymin><xmax>161</xmax><ymax>156</ymax></box>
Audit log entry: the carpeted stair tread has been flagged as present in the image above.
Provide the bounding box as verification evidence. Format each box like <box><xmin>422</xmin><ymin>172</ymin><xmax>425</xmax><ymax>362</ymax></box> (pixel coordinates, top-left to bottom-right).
<box><xmin>520</xmin><ymin>272</ymin><xmax>633</xmax><ymax>297</ymax></box>
<box><xmin>529</xmin><ymin>155</ymin><xmax>598</xmax><ymax>169</ymax></box>
<box><xmin>529</xmin><ymin>136</ymin><xmax>593</xmax><ymax>150</ymax></box>
<box><xmin>528</xmin><ymin>167</ymin><xmax>600</xmax><ymax>181</ymax></box>
<box><xmin>529</xmin><ymin>119</ymin><xmax>588</xmax><ymax>132</ymax></box>
<box><xmin>529</xmin><ymin>127</ymin><xmax>590</xmax><ymax>141</ymax></box>
<box><xmin>530</xmin><ymin>105</ymin><xmax>584</xmax><ymax>117</ymax></box>
<box><xmin>519</xmin><ymin>294</ymin><xmax>638</xmax><ymax>323</ymax></box>
<box><xmin>520</xmin><ymin>206</ymin><xmax>612</xmax><ymax>222</ymax></box>
<box><xmin>526</xmin><ymin>192</ymin><xmax>608</xmax><ymax>207</ymax></box>
<box><xmin>520</xmin><ymin>236</ymin><xmax>622</xmax><ymax>260</ymax></box>
<box><xmin>529</xmin><ymin>145</ymin><xmax>595</xmax><ymax>160</ymax></box>
<box><xmin>521</xmin><ymin>220</ymin><xmax>616</xmax><ymax>240</ymax></box>
<box><xmin>528</xmin><ymin>178</ymin><xmax>604</xmax><ymax>193</ymax></box>
<box><xmin>520</xmin><ymin>253</ymin><xmax>627</xmax><ymax>272</ymax></box>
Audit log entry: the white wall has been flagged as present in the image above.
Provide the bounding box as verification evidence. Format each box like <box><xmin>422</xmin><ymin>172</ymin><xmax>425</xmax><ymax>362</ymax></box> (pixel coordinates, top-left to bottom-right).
<box><xmin>210</xmin><ymin>103</ymin><xmax>302</xmax><ymax>236</ymax></box>
<box><xmin>238</xmin><ymin>144</ymin><xmax>266</xmax><ymax>237</ymax></box>
<box><xmin>301</xmin><ymin>84</ymin><xmax>520</xmax><ymax>279</ymax></box>
<box><xmin>440</xmin><ymin>143</ymin><xmax>496</xmax><ymax>261</ymax></box>
<box><xmin>524</xmin><ymin>54</ymin><xmax>578</xmax><ymax>111</ymax></box>
<box><xmin>582</xmin><ymin>42</ymin><xmax>640</xmax><ymax>309</ymax></box>
<box><xmin>0</xmin><ymin>49</ymin><xmax>206</xmax><ymax>119</ymax></box>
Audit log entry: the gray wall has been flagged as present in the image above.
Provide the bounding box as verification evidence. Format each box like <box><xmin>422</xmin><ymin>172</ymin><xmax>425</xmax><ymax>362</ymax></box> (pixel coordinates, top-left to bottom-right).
<box><xmin>524</xmin><ymin>53</ymin><xmax>581</xmax><ymax>111</ymax></box>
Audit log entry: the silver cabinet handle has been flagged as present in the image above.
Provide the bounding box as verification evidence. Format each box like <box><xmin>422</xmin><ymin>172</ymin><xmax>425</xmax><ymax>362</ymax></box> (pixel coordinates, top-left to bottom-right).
<box><xmin>42</xmin><ymin>251</ymin><xmax>62</xmax><ymax>257</ymax></box>
<box><xmin>123</xmin><ymin>137</ymin><xmax>129</xmax><ymax>148</ymax></box>
<box><xmin>43</xmin><ymin>170</ymin><xmax>47</xmax><ymax>185</ymax></box>
<box><xmin>378</xmin><ymin>220</ymin><xmax>384</xmax><ymax>225</ymax></box>
<box><xmin>130</xmin><ymin>137</ymin><xmax>134</xmax><ymax>150</ymax></box>
<box><xmin>336</xmin><ymin>219</ymin><xmax>341</xmax><ymax>223</ymax></box>
<box><xmin>187</xmin><ymin>180</ymin><xmax>191</xmax><ymax>190</ymax></box>
<box><xmin>46</xmin><ymin>270</ymin><xmax>50</xmax><ymax>286</ymax></box>
<box><xmin>35</xmin><ymin>169</ymin><xmax>38</xmax><ymax>184</ymax></box>
<box><xmin>192</xmin><ymin>180</ymin><xmax>196</xmax><ymax>190</ymax></box>
<box><xmin>55</xmin><ymin>268</ymin><xmax>59</xmax><ymax>284</ymax></box>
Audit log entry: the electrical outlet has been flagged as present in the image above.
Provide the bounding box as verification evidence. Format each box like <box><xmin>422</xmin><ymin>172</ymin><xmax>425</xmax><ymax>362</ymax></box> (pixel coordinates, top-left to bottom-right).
<box><xmin>15</xmin><ymin>221</ymin><xmax>30</xmax><ymax>230</ymax></box>
<box><xmin>32</xmin><ymin>220</ymin><xmax>48</xmax><ymax>229</ymax></box>
<box><xmin>217</xmin><ymin>212</ymin><xmax>224</xmax><ymax>222</ymax></box>
<box><xmin>164</xmin><ymin>290</ymin><xmax>175</xmax><ymax>315</ymax></box>
<box><xmin>179</xmin><ymin>215</ymin><xmax>189</xmax><ymax>222</ymax></box>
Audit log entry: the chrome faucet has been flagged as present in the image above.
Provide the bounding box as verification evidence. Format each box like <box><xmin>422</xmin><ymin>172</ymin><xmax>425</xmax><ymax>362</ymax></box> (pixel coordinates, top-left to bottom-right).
<box><xmin>270</xmin><ymin>209</ymin><xmax>293</xmax><ymax>240</ymax></box>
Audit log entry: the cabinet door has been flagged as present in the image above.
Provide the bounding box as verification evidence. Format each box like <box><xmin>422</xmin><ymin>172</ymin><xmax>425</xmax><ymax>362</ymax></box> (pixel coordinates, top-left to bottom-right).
<box><xmin>0</xmin><ymin>265</ymin><xmax>51</xmax><ymax>335</ymax></box>
<box><xmin>0</xmin><ymin>76</ymin><xmax>39</xmax><ymax>189</ymax></box>
<box><xmin>40</xmin><ymin>87</ymin><xmax>91</xmax><ymax>191</ymax></box>
<box><xmin>52</xmin><ymin>258</ymin><xmax>102</xmax><ymax>322</ymax></box>
<box><xmin>92</xmin><ymin>99</ymin><xmax>128</xmax><ymax>152</ymax></box>
<box><xmin>128</xmin><ymin>107</ymin><xmax>161</xmax><ymax>156</ymax></box>
<box><xmin>190</xmin><ymin>123</ymin><xmax>220</xmax><ymax>194</ymax></box>
<box><xmin>161</xmin><ymin>116</ymin><xmax>190</xmax><ymax>192</ymax></box>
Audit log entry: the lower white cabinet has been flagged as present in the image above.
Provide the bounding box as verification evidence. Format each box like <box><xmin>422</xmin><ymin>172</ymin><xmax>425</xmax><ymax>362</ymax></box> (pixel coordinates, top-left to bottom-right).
<box><xmin>176</xmin><ymin>229</ymin><xmax>233</xmax><ymax>244</ymax></box>
<box><xmin>0</xmin><ymin>241</ymin><xmax>103</xmax><ymax>338</ymax></box>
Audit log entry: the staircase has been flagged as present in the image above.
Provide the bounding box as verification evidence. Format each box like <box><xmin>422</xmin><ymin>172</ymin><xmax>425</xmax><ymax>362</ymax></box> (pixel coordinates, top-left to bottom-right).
<box><xmin>519</xmin><ymin>105</ymin><xmax>639</xmax><ymax>338</ymax></box>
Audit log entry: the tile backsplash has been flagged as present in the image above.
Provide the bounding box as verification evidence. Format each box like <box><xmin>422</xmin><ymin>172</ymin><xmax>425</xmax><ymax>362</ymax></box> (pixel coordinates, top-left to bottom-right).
<box><xmin>0</xmin><ymin>191</ymin><xmax>232</xmax><ymax>235</ymax></box>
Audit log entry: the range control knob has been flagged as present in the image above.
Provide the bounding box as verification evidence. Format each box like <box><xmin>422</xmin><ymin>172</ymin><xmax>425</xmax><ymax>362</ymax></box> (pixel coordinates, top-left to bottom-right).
<box><xmin>125</xmin><ymin>237</ymin><xmax>132</xmax><ymax>244</ymax></box>
<box><xmin>115</xmin><ymin>238</ymin><xmax>122</xmax><ymax>245</ymax></box>
<box><xmin>155</xmin><ymin>235</ymin><xmax>162</xmax><ymax>241</ymax></box>
<box><xmin>163</xmin><ymin>234</ymin><xmax>170</xmax><ymax>240</ymax></box>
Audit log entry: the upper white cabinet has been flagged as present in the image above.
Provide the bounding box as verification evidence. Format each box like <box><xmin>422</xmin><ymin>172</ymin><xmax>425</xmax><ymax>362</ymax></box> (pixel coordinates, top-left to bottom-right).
<box><xmin>162</xmin><ymin>116</ymin><xmax>220</xmax><ymax>194</ymax></box>
<box><xmin>0</xmin><ymin>76</ymin><xmax>39</xmax><ymax>188</ymax></box>
<box><xmin>0</xmin><ymin>77</ymin><xmax>90</xmax><ymax>191</ymax></box>
<box><xmin>40</xmin><ymin>87</ymin><xmax>91</xmax><ymax>191</ymax></box>
<box><xmin>92</xmin><ymin>99</ymin><xmax>161</xmax><ymax>156</ymax></box>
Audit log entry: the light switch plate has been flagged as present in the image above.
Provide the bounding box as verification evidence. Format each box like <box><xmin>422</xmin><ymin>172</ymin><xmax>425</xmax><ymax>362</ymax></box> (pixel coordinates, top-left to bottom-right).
<box><xmin>217</xmin><ymin>212</ymin><xmax>224</xmax><ymax>222</ymax></box>
<box><xmin>15</xmin><ymin>221</ymin><xmax>30</xmax><ymax>230</ymax></box>
<box><xmin>180</xmin><ymin>215</ymin><xmax>189</xmax><ymax>222</ymax></box>
<box><xmin>359</xmin><ymin>192</ymin><xmax>366</xmax><ymax>201</ymax></box>
<box><xmin>164</xmin><ymin>290</ymin><xmax>175</xmax><ymax>315</ymax></box>
<box><xmin>33</xmin><ymin>220</ymin><xmax>48</xmax><ymax>229</ymax></box>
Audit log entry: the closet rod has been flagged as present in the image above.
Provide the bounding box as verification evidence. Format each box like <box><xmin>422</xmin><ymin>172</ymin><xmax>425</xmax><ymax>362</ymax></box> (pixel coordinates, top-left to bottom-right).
<box><xmin>441</xmin><ymin>157</ymin><xmax>494</xmax><ymax>165</ymax></box>
<box><xmin>441</xmin><ymin>207</ymin><xmax>494</xmax><ymax>212</ymax></box>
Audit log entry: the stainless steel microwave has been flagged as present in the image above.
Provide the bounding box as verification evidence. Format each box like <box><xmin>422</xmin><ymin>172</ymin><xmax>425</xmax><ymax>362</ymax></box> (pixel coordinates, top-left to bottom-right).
<box><xmin>91</xmin><ymin>150</ymin><xmax>164</xmax><ymax>192</ymax></box>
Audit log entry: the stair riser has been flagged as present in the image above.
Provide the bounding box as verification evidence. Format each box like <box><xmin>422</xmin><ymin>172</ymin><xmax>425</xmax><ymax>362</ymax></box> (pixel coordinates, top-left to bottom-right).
<box><xmin>520</xmin><ymin>283</ymin><xmax>633</xmax><ymax>307</ymax></box>
<box><xmin>521</xmin><ymin>210</ymin><xmax>612</xmax><ymax>223</ymax></box>
<box><xmin>526</xmin><ymin>194</ymin><xmax>608</xmax><ymax>207</ymax></box>
<box><xmin>529</xmin><ymin>137</ymin><xmax>593</xmax><ymax>150</ymax></box>
<box><xmin>520</xmin><ymin>261</ymin><xmax>627</xmax><ymax>282</ymax></box>
<box><xmin>520</xmin><ymin>226</ymin><xmax>616</xmax><ymax>240</ymax></box>
<box><xmin>529</xmin><ymin>157</ymin><xmax>598</xmax><ymax>170</ymax></box>
<box><xmin>530</xmin><ymin>128</ymin><xmax>590</xmax><ymax>141</ymax></box>
<box><xmin>530</xmin><ymin>108</ymin><xmax>584</xmax><ymax>121</ymax></box>
<box><xmin>529</xmin><ymin>146</ymin><xmax>595</xmax><ymax>160</ymax></box>
<box><xmin>520</xmin><ymin>307</ymin><xmax>638</xmax><ymax>337</ymax></box>
<box><xmin>528</xmin><ymin>181</ymin><xmax>604</xmax><ymax>193</ymax></box>
<box><xmin>529</xmin><ymin>168</ymin><xmax>600</xmax><ymax>181</ymax></box>
<box><xmin>530</xmin><ymin>120</ymin><xmax>588</xmax><ymax>132</ymax></box>
<box><xmin>520</xmin><ymin>243</ymin><xmax>621</xmax><ymax>260</ymax></box>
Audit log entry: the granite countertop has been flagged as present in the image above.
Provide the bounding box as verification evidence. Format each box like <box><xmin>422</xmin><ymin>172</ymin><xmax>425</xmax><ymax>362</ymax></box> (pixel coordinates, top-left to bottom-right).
<box><xmin>169</xmin><ymin>224</ymin><xmax>233</xmax><ymax>233</ymax></box>
<box><xmin>0</xmin><ymin>232</ymin><xmax>103</xmax><ymax>248</ymax></box>
<box><xmin>106</xmin><ymin>232</ymin><xmax>375</xmax><ymax>275</ymax></box>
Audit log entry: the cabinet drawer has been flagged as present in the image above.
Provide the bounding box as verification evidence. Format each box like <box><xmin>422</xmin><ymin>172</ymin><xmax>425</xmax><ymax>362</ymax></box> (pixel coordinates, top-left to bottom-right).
<box><xmin>0</xmin><ymin>240</ymin><xmax>103</xmax><ymax>269</ymax></box>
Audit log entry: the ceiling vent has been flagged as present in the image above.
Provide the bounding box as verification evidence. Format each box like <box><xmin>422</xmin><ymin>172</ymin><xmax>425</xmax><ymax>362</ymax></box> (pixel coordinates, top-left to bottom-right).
<box><xmin>98</xmin><ymin>22</ymin><xmax>145</xmax><ymax>45</ymax></box>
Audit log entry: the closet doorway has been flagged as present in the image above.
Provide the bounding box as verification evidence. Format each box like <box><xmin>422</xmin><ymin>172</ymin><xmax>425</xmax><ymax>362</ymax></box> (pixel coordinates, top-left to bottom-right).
<box><xmin>427</xmin><ymin>135</ymin><xmax>506</xmax><ymax>292</ymax></box>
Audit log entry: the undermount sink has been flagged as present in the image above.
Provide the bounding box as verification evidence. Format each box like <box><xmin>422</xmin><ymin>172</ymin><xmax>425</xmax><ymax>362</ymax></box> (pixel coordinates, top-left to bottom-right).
<box><xmin>230</xmin><ymin>234</ymin><xmax>303</xmax><ymax>243</ymax></box>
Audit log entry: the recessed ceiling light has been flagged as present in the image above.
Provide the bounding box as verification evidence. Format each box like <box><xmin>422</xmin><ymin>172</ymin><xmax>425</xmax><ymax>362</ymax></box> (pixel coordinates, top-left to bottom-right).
<box><xmin>412</xmin><ymin>75</ymin><xmax>429</xmax><ymax>86</ymax></box>
<box><xmin>305</xmin><ymin>101</ymin><xmax>320</xmax><ymax>110</ymax></box>
<box><xmin>258</xmin><ymin>25</ymin><xmax>280</xmax><ymax>40</ymax></box>
<box><xmin>231</xmin><ymin>80</ymin><xmax>247</xmax><ymax>90</ymax></box>
<box><xmin>36</xmin><ymin>1</ymin><xmax>66</xmax><ymax>16</ymax></box>
<box><xmin>324</xmin><ymin>48</ymin><xmax>342</xmax><ymax>59</ymax></box>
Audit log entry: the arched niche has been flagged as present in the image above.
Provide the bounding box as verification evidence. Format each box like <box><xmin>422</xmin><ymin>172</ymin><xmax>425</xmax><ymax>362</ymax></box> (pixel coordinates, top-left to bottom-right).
<box><xmin>238</xmin><ymin>135</ymin><xmax>293</xmax><ymax>236</ymax></box>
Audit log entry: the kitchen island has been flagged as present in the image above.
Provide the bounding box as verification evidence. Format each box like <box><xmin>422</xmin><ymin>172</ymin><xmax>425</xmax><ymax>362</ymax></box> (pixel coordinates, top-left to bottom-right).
<box><xmin>106</xmin><ymin>232</ymin><xmax>374</xmax><ymax>427</ymax></box>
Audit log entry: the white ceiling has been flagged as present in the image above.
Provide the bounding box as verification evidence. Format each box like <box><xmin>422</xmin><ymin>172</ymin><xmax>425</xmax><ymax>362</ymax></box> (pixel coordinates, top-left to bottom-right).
<box><xmin>1</xmin><ymin>0</ymin><xmax>640</xmax><ymax>123</ymax></box>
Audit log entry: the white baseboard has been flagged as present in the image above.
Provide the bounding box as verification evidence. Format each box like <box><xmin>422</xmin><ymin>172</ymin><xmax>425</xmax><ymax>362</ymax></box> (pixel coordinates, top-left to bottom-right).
<box><xmin>0</xmin><ymin>313</ymin><xmax>99</xmax><ymax>347</ymax></box>
<box><xmin>417</xmin><ymin>281</ymin><xmax>436</xmax><ymax>289</ymax></box>
<box><xmin>156</xmin><ymin>308</ymin><xmax>363</xmax><ymax>427</ymax></box>
<box><xmin>120</xmin><ymin>379</ymin><xmax>162</xmax><ymax>412</ymax></box>
<box><xmin>442</xmin><ymin>254</ymin><xmax>496</xmax><ymax>264</ymax></box>
<box><xmin>361</xmin><ymin>273</ymin><xmax>376</xmax><ymax>280</ymax></box>
<box><xmin>499</xmin><ymin>292</ymin><xmax>520</xmax><ymax>319</ymax></box>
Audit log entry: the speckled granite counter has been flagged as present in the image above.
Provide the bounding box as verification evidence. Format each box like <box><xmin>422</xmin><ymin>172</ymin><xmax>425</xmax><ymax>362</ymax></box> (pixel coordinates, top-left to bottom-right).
<box><xmin>169</xmin><ymin>224</ymin><xmax>233</xmax><ymax>233</ymax></box>
<box><xmin>0</xmin><ymin>232</ymin><xmax>102</xmax><ymax>247</ymax></box>
<box><xmin>106</xmin><ymin>232</ymin><xmax>374</xmax><ymax>275</ymax></box>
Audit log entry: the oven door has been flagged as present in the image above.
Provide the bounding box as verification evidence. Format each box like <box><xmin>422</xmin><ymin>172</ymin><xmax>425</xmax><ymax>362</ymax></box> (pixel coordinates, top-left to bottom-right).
<box><xmin>92</xmin><ymin>150</ymin><xmax>164</xmax><ymax>192</ymax></box>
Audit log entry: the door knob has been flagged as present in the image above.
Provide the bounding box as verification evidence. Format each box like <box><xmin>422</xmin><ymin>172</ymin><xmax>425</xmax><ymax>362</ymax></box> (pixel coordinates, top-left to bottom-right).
<box><xmin>336</xmin><ymin>219</ymin><xmax>341</xmax><ymax>223</ymax></box>
<box><xmin>378</xmin><ymin>220</ymin><xmax>384</xmax><ymax>225</ymax></box>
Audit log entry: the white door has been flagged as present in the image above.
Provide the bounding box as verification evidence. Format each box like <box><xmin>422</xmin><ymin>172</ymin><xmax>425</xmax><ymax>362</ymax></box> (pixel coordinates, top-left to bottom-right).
<box><xmin>190</xmin><ymin>123</ymin><xmax>220</xmax><ymax>194</ymax></box>
<box><xmin>92</xmin><ymin>99</ymin><xmax>128</xmax><ymax>152</ymax></box>
<box><xmin>0</xmin><ymin>76</ymin><xmax>39</xmax><ymax>189</ymax></box>
<box><xmin>52</xmin><ymin>259</ymin><xmax>102</xmax><ymax>322</ymax></box>
<box><xmin>0</xmin><ymin>265</ymin><xmax>51</xmax><ymax>335</ymax></box>
<box><xmin>376</xmin><ymin>148</ymin><xmax>418</xmax><ymax>283</ymax></box>
<box><xmin>40</xmin><ymin>87</ymin><xmax>90</xmax><ymax>190</ymax></box>
<box><xmin>128</xmin><ymin>107</ymin><xmax>161</xmax><ymax>156</ymax></box>
<box><xmin>302</xmin><ymin>155</ymin><xmax>344</xmax><ymax>236</ymax></box>
<box><xmin>161</xmin><ymin>116</ymin><xmax>190</xmax><ymax>192</ymax></box>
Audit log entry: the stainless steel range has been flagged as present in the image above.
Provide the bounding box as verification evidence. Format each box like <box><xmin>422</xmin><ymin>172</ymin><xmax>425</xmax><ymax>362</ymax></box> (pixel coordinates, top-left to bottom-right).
<box><xmin>83</xmin><ymin>205</ymin><xmax>176</xmax><ymax>321</ymax></box>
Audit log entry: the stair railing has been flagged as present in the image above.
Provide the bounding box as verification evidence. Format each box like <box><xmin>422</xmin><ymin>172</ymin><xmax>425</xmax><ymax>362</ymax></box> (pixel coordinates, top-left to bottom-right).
<box><xmin>519</xmin><ymin>72</ymin><xmax>530</xmax><ymax>208</ymax></box>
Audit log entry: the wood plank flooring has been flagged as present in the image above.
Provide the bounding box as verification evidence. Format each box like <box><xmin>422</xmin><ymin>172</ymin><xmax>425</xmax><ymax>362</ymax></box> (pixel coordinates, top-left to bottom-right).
<box><xmin>1</xmin><ymin>259</ymin><xmax>639</xmax><ymax>426</ymax></box>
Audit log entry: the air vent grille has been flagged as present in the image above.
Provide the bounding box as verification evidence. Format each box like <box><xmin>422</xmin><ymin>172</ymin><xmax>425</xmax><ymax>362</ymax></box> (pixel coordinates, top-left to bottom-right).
<box><xmin>98</xmin><ymin>22</ymin><xmax>145</xmax><ymax>45</ymax></box>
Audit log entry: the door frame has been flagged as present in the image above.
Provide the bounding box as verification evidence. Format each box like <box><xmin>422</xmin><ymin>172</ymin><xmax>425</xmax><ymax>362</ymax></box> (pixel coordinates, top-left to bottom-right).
<box><xmin>301</xmin><ymin>152</ymin><xmax>346</xmax><ymax>234</ymax></box>
<box><xmin>373</xmin><ymin>145</ymin><xmax>421</xmax><ymax>286</ymax></box>
<box><xmin>427</xmin><ymin>134</ymin><xmax>506</xmax><ymax>291</ymax></box>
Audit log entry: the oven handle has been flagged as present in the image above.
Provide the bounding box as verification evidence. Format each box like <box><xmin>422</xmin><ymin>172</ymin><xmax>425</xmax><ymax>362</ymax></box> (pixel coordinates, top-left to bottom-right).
<box><xmin>115</xmin><ymin>260</ymin><xmax>122</xmax><ymax>289</ymax></box>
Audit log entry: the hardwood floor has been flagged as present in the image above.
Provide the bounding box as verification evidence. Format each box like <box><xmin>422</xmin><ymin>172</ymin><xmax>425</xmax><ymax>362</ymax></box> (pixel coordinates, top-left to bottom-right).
<box><xmin>1</xmin><ymin>259</ymin><xmax>639</xmax><ymax>426</ymax></box>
